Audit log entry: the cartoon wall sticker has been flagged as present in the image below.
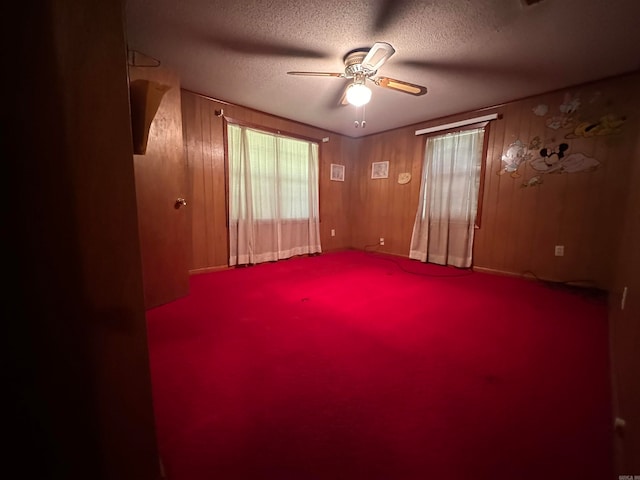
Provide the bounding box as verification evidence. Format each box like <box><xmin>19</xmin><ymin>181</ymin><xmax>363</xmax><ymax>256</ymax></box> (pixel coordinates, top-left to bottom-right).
<box><xmin>536</xmin><ymin>90</ymin><xmax>626</xmax><ymax>138</ymax></box>
<box><xmin>497</xmin><ymin>136</ymin><xmax>541</xmax><ymax>177</ymax></box>
<box><xmin>559</xmin><ymin>92</ymin><xmax>581</xmax><ymax>115</ymax></box>
<box><xmin>544</xmin><ymin>92</ymin><xmax>581</xmax><ymax>130</ymax></box>
<box><xmin>520</xmin><ymin>152</ymin><xmax>600</xmax><ymax>187</ymax></box>
<box><xmin>499</xmin><ymin>136</ymin><xmax>602</xmax><ymax>187</ymax></box>
<box><xmin>564</xmin><ymin>114</ymin><xmax>626</xmax><ymax>139</ymax></box>
<box><xmin>529</xmin><ymin>139</ymin><xmax>599</xmax><ymax>175</ymax></box>
<box><xmin>532</xmin><ymin>104</ymin><xmax>548</xmax><ymax>116</ymax></box>
<box><xmin>529</xmin><ymin>136</ymin><xmax>542</xmax><ymax>150</ymax></box>
<box><xmin>533</xmin><ymin>142</ymin><xmax>570</xmax><ymax>171</ymax></box>
<box><xmin>498</xmin><ymin>140</ymin><xmax>529</xmax><ymax>177</ymax></box>
<box><xmin>546</xmin><ymin>115</ymin><xmax>574</xmax><ymax>130</ymax></box>
<box><xmin>552</xmin><ymin>152</ymin><xmax>600</xmax><ymax>173</ymax></box>
<box><xmin>507</xmin><ymin>87</ymin><xmax>623</xmax><ymax>187</ymax></box>
<box><xmin>521</xmin><ymin>175</ymin><xmax>543</xmax><ymax>187</ymax></box>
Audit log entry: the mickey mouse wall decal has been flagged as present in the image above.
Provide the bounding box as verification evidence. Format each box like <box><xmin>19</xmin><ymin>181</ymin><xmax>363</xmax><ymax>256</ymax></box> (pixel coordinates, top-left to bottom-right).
<box><xmin>539</xmin><ymin>143</ymin><xmax>569</xmax><ymax>167</ymax></box>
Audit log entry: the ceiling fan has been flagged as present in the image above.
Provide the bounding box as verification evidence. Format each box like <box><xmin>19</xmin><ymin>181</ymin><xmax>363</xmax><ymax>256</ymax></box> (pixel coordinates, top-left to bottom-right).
<box><xmin>287</xmin><ymin>42</ymin><xmax>427</xmax><ymax>107</ymax></box>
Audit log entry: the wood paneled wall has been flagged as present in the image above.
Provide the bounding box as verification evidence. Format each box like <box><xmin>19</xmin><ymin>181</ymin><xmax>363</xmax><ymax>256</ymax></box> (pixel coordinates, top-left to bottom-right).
<box><xmin>181</xmin><ymin>91</ymin><xmax>357</xmax><ymax>272</ymax></box>
<box><xmin>609</xmin><ymin>132</ymin><xmax>640</xmax><ymax>475</ymax></box>
<box><xmin>352</xmin><ymin>72</ymin><xmax>640</xmax><ymax>288</ymax></box>
<box><xmin>350</xmin><ymin>126</ymin><xmax>425</xmax><ymax>252</ymax></box>
<box><xmin>11</xmin><ymin>0</ymin><xmax>161</xmax><ymax>478</ymax></box>
<box><xmin>474</xmin><ymin>74</ymin><xmax>639</xmax><ymax>287</ymax></box>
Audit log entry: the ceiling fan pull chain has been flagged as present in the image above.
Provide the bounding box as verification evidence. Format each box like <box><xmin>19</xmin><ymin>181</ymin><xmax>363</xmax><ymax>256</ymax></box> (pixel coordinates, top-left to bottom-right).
<box><xmin>353</xmin><ymin>105</ymin><xmax>367</xmax><ymax>128</ymax></box>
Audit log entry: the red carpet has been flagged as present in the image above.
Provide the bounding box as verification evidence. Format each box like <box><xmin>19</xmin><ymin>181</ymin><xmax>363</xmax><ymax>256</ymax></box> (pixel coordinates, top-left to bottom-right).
<box><xmin>146</xmin><ymin>250</ymin><xmax>613</xmax><ymax>480</ymax></box>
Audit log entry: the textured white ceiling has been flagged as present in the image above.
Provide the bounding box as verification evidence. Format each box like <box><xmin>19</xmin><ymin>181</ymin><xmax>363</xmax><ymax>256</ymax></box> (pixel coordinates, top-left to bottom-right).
<box><xmin>125</xmin><ymin>0</ymin><xmax>640</xmax><ymax>137</ymax></box>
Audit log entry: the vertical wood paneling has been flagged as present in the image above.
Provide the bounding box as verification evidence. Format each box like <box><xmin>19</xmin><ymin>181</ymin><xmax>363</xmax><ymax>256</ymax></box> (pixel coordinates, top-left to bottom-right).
<box><xmin>182</xmin><ymin>93</ymin><xmax>205</xmax><ymax>269</ymax></box>
<box><xmin>319</xmin><ymin>134</ymin><xmax>357</xmax><ymax>251</ymax></box>
<box><xmin>520</xmin><ymin>93</ymin><xmax>559</xmax><ymax>279</ymax></box>
<box><xmin>474</xmin><ymin>106</ymin><xmax>507</xmax><ymax>269</ymax></box>
<box><xmin>609</xmin><ymin>132</ymin><xmax>640</xmax><ymax>477</ymax></box>
<box><xmin>350</xmin><ymin>126</ymin><xmax>425</xmax><ymax>253</ymax></box>
<box><xmin>209</xmin><ymin>103</ymin><xmax>229</xmax><ymax>267</ymax></box>
<box><xmin>557</xmin><ymin>133</ymin><xmax>593</xmax><ymax>282</ymax></box>
<box><xmin>505</xmin><ymin>98</ymin><xmax>534</xmax><ymax>273</ymax></box>
<box><xmin>13</xmin><ymin>0</ymin><xmax>161</xmax><ymax>477</ymax></box>
<box><xmin>593</xmin><ymin>131</ymin><xmax>636</xmax><ymax>286</ymax></box>
<box><xmin>202</xmin><ymin>101</ymin><xmax>216</xmax><ymax>266</ymax></box>
<box><xmin>494</xmin><ymin>101</ymin><xmax>525</xmax><ymax>271</ymax></box>
<box><xmin>516</xmin><ymin>98</ymin><xmax>546</xmax><ymax>275</ymax></box>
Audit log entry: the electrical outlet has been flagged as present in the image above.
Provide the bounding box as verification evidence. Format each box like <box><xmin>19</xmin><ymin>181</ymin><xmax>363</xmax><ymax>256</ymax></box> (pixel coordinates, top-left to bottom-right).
<box><xmin>379</xmin><ymin>237</ymin><xmax>385</xmax><ymax>245</ymax></box>
<box><xmin>554</xmin><ymin>245</ymin><xmax>564</xmax><ymax>256</ymax></box>
<box><xmin>331</xmin><ymin>229</ymin><xmax>335</xmax><ymax>237</ymax></box>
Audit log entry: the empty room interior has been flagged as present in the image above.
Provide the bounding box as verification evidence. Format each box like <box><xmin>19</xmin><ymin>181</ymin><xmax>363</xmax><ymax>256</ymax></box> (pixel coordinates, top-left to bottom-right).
<box><xmin>11</xmin><ymin>0</ymin><xmax>640</xmax><ymax>479</ymax></box>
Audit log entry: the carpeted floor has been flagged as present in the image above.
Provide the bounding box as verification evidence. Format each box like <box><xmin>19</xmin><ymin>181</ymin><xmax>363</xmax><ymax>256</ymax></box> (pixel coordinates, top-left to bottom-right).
<box><xmin>146</xmin><ymin>250</ymin><xmax>613</xmax><ymax>480</ymax></box>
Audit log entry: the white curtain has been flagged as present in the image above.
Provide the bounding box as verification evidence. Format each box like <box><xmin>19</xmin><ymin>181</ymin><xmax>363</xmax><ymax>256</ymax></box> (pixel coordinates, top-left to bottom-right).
<box><xmin>227</xmin><ymin>124</ymin><xmax>321</xmax><ymax>266</ymax></box>
<box><xmin>409</xmin><ymin>127</ymin><xmax>485</xmax><ymax>268</ymax></box>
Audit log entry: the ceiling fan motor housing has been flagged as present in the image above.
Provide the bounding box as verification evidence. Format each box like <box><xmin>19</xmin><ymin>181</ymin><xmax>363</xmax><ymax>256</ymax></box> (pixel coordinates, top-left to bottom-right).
<box><xmin>343</xmin><ymin>51</ymin><xmax>376</xmax><ymax>78</ymax></box>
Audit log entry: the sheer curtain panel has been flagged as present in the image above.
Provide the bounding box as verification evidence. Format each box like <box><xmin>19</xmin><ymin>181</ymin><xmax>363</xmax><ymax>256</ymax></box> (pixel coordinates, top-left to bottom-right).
<box><xmin>409</xmin><ymin>127</ymin><xmax>485</xmax><ymax>268</ymax></box>
<box><xmin>227</xmin><ymin>124</ymin><xmax>321</xmax><ymax>266</ymax></box>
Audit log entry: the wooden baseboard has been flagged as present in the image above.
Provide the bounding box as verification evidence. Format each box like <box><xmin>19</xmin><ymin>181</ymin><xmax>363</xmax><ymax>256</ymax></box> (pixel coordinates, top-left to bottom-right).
<box><xmin>473</xmin><ymin>266</ymin><xmax>603</xmax><ymax>291</ymax></box>
<box><xmin>472</xmin><ymin>266</ymin><xmax>526</xmax><ymax>278</ymax></box>
<box><xmin>189</xmin><ymin>265</ymin><xmax>230</xmax><ymax>275</ymax></box>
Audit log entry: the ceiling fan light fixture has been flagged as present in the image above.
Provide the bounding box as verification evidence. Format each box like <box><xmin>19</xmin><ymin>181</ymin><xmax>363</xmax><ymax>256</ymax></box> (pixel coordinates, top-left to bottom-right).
<box><xmin>346</xmin><ymin>83</ymin><xmax>372</xmax><ymax>106</ymax></box>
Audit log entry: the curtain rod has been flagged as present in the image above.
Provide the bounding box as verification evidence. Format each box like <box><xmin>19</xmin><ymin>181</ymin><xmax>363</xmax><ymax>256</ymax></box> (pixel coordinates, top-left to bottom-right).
<box><xmin>414</xmin><ymin>113</ymin><xmax>499</xmax><ymax>136</ymax></box>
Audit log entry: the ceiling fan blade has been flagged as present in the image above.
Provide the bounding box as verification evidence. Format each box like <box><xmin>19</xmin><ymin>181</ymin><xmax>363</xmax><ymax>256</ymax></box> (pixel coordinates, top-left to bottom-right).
<box><xmin>287</xmin><ymin>71</ymin><xmax>344</xmax><ymax>77</ymax></box>
<box><xmin>374</xmin><ymin>76</ymin><xmax>427</xmax><ymax>96</ymax></box>
<box><xmin>372</xmin><ymin>0</ymin><xmax>412</xmax><ymax>34</ymax></box>
<box><xmin>361</xmin><ymin>42</ymin><xmax>395</xmax><ymax>72</ymax></box>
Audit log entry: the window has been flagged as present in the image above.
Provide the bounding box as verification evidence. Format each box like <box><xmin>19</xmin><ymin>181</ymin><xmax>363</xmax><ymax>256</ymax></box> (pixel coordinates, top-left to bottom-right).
<box><xmin>226</xmin><ymin>123</ymin><xmax>322</xmax><ymax>265</ymax></box>
<box><xmin>418</xmin><ymin>128</ymin><xmax>484</xmax><ymax>223</ymax></box>
<box><xmin>227</xmin><ymin>124</ymin><xmax>318</xmax><ymax>221</ymax></box>
<box><xmin>409</xmin><ymin>126</ymin><xmax>487</xmax><ymax>268</ymax></box>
